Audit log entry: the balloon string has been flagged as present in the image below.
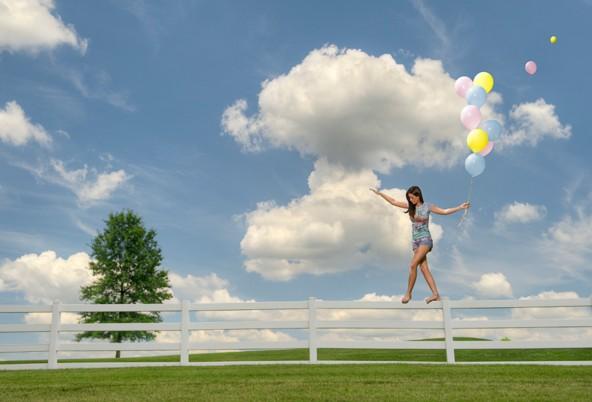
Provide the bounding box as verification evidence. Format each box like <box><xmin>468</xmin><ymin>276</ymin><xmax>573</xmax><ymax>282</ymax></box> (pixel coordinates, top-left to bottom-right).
<box><xmin>458</xmin><ymin>176</ymin><xmax>473</xmax><ymax>226</ymax></box>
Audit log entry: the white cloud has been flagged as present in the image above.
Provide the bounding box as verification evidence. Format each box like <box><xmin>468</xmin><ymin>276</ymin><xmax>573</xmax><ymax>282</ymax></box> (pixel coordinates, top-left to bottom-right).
<box><xmin>0</xmin><ymin>251</ymin><xmax>93</xmax><ymax>303</ymax></box>
<box><xmin>168</xmin><ymin>272</ymin><xmax>232</xmax><ymax>304</ymax></box>
<box><xmin>222</xmin><ymin>44</ymin><xmax>504</xmax><ymax>173</ymax></box>
<box><xmin>540</xmin><ymin>208</ymin><xmax>592</xmax><ymax>275</ymax></box>
<box><xmin>0</xmin><ymin>0</ymin><xmax>87</xmax><ymax>54</ymax></box>
<box><xmin>169</xmin><ymin>272</ymin><xmax>300</xmax><ymax>322</ymax></box>
<box><xmin>223</xmin><ymin>46</ymin><xmax>571</xmax><ymax>173</ymax></box>
<box><xmin>154</xmin><ymin>328</ymin><xmax>297</xmax><ymax>349</ymax></box>
<box><xmin>514</xmin><ymin>291</ymin><xmax>589</xmax><ymax>320</ymax></box>
<box><xmin>66</xmin><ymin>69</ymin><xmax>136</xmax><ymax>112</ymax></box>
<box><xmin>72</xmin><ymin>218</ymin><xmax>98</xmax><ymax>237</ymax></box>
<box><xmin>239</xmin><ymin>159</ymin><xmax>443</xmax><ymax>281</ymax></box>
<box><xmin>24</xmin><ymin>311</ymin><xmax>79</xmax><ymax>325</ymax></box>
<box><xmin>501</xmin><ymin>99</ymin><xmax>571</xmax><ymax>147</ymax></box>
<box><xmin>452</xmin><ymin>291</ymin><xmax>592</xmax><ymax>342</ymax></box>
<box><xmin>471</xmin><ymin>272</ymin><xmax>513</xmax><ymax>297</ymax></box>
<box><xmin>495</xmin><ymin>202</ymin><xmax>547</xmax><ymax>225</ymax></box>
<box><xmin>0</xmin><ymin>101</ymin><xmax>52</xmax><ymax>146</ymax></box>
<box><xmin>50</xmin><ymin>159</ymin><xmax>129</xmax><ymax>205</ymax></box>
<box><xmin>500</xmin><ymin>291</ymin><xmax>592</xmax><ymax>342</ymax></box>
<box><xmin>412</xmin><ymin>0</ymin><xmax>450</xmax><ymax>49</ymax></box>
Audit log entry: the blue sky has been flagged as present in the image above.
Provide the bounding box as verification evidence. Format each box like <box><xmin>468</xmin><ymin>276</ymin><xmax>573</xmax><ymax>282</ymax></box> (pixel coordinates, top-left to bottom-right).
<box><xmin>1</xmin><ymin>0</ymin><xmax>591</xmax><ymax>315</ymax></box>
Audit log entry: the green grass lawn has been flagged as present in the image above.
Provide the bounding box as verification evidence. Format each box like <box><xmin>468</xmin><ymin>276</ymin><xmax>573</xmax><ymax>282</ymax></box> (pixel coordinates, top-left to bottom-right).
<box><xmin>1</xmin><ymin>363</ymin><xmax>591</xmax><ymax>401</ymax></box>
<box><xmin>2</xmin><ymin>347</ymin><xmax>592</xmax><ymax>365</ymax></box>
<box><xmin>2</xmin><ymin>341</ymin><xmax>591</xmax><ymax>401</ymax></box>
<box><xmin>1</xmin><ymin>348</ymin><xmax>592</xmax><ymax>365</ymax></box>
<box><xmin>1</xmin><ymin>337</ymin><xmax>591</xmax><ymax>364</ymax></box>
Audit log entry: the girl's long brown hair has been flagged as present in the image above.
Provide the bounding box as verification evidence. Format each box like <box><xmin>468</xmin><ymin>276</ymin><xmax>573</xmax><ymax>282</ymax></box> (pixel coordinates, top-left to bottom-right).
<box><xmin>405</xmin><ymin>186</ymin><xmax>424</xmax><ymax>219</ymax></box>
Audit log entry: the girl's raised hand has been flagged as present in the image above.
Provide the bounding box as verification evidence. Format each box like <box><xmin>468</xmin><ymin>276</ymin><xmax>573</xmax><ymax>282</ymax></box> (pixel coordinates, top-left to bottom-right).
<box><xmin>460</xmin><ymin>202</ymin><xmax>470</xmax><ymax>209</ymax></box>
<box><xmin>369</xmin><ymin>188</ymin><xmax>380</xmax><ymax>195</ymax></box>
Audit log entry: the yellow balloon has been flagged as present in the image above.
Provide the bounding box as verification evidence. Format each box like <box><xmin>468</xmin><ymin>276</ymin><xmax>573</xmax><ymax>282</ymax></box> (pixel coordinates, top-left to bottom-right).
<box><xmin>550</xmin><ymin>35</ymin><xmax>557</xmax><ymax>44</ymax></box>
<box><xmin>467</xmin><ymin>128</ymin><xmax>489</xmax><ymax>153</ymax></box>
<box><xmin>473</xmin><ymin>72</ymin><xmax>494</xmax><ymax>93</ymax></box>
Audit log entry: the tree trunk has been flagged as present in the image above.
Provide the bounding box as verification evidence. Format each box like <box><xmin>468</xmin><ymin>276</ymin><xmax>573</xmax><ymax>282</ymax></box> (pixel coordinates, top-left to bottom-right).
<box><xmin>115</xmin><ymin>331</ymin><xmax>121</xmax><ymax>359</ymax></box>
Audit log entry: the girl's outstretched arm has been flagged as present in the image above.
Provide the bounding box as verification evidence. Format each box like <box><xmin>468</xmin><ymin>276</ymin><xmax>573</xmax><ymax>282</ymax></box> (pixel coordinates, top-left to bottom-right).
<box><xmin>430</xmin><ymin>202</ymin><xmax>470</xmax><ymax>215</ymax></box>
<box><xmin>370</xmin><ymin>188</ymin><xmax>409</xmax><ymax>209</ymax></box>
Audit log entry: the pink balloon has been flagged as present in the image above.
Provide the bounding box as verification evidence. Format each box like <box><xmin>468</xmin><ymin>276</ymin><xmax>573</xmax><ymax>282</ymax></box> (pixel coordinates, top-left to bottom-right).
<box><xmin>525</xmin><ymin>60</ymin><xmax>537</xmax><ymax>75</ymax></box>
<box><xmin>460</xmin><ymin>105</ymin><xmax>481</xmax><ymax>130</ymax></box>
<box><xmin>479</xmin><ymin>141</ymin><xmax>494</xmax><ymax>156</ymax></box>
<box><xmin>455</xmin><ymin>76</ymin><xmax>473</xmax><ymax>98</ymax></box>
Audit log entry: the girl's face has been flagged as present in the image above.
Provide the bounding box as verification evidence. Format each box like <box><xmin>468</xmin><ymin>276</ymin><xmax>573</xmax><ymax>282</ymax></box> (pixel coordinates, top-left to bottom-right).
<box><xmin>408</xmin><ymin>193</ymin><xmax>420</xmax><ymax>205</ymax></box>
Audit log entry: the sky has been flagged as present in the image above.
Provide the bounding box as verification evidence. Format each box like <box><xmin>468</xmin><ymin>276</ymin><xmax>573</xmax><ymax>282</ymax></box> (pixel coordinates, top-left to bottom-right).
<box><xmin>0</xmin><ymin>0</ymin><xmax>591</xmax><ymax>354</ymax></box>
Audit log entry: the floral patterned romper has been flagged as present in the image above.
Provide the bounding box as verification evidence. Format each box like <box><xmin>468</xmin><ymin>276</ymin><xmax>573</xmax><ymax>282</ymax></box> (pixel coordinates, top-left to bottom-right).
<box><xmin>411</xmin><ymin>202</ymin><xmax>433</xmax><ymax>252</ymax></box>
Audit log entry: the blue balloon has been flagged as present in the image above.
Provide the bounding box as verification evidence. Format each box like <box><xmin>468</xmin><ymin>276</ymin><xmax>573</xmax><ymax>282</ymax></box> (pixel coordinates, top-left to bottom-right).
<box><xmin>466</xmin><ymin>85</ymin><xmax>487</xmax><ymax>108</ymax></box>
<box><xmin>465</xmin><ymin>153</ymin><xmax>486</xmax><ymax>177</ymax></box>
<box><xmin>481</xmin><ymin>119</ymin><xmax>502</xmax><ymax>142</ymax></box>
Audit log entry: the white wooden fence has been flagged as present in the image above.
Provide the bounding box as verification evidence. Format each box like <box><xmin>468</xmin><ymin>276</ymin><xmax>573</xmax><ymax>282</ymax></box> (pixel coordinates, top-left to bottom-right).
<box><xmin>1</xmin><ymin>297</ymin><xmax>591</xmax><ymax>370</ymax></box>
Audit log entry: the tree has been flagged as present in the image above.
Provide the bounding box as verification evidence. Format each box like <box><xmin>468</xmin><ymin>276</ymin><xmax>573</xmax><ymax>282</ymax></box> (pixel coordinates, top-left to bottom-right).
<box><xmin>76</xmin><ymin>210</ymin><xmax>172</xmax><ymax>358</ymax></box>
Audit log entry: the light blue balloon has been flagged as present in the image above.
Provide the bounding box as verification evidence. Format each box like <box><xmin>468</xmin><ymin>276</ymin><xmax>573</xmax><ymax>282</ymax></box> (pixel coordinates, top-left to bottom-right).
<box><xmin>466</xmin><ymin>85</ymin><xmax>487</xmax><ymax>108</ymax></box>
<box><xmin>465</xmin><ymin>153</ymin><xmax>486</xmax><ymax>177</ymax></box>
<box><xmin>481</xmin><ymin>119</ymin><xmax>502</xmax><ymax>142</ymax></box>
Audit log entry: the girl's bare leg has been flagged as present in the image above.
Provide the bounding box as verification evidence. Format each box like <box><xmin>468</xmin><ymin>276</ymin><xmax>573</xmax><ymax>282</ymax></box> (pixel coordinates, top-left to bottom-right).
<box><xmin>402</xmin><ymin>245</ymin><xmax>430</xmax><ymax>303</ymax></box>
<box><xmin>420</xmin><ymin>257</ymin><xmax>440</xmax><ymax>303</ymax></box>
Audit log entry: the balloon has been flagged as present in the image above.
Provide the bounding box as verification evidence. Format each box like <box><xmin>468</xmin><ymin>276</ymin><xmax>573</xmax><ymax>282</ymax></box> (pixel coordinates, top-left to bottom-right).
<box><xmin>473</xmin><ymin>72</ymin><xmax>494</xmax><ymax>93</ymax></box>
<box><xmin>455</xmin><ymin>76</ymin><xmax>473</xmax><ymax>98</ymax></box>
<box><xmin>460</xmin><ymin>105</ymin><xmax>481</xmax><ymax>130</ymax></box>
<box><xmin>479</xmin><ymin>141</ymin><xmax>494</xmax><ymax>156</ymax></box>
<box><xmin>481</xmin><ymin>119</ymin><xmax>502</xmax><ymax>141</ymax></box>
<box><xmin>550</xmin><ymin>35</ymin><xmax>557</xmax><ymax>44</ymax></box>
<box><xmin>525</xmin><ymin>60</ymin><xmax>537</xmax><ymax>75</ymax></box>
<box><xmin>465</xmin><ymin>153</ymin><xmax>486</xmax><ymax>177</ymax></box>
<box><xmin>466</xmin><ymin>85</ymin><xmax>487</xmax><ymax>108</ymax></box>
<box><xmin>467</xmin><ymin>128</ymin><xmax>489</xmax><ymax>153</ymax></box>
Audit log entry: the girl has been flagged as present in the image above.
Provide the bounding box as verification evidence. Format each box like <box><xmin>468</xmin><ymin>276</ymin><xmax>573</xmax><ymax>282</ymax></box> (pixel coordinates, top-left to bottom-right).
<box><xmin>370</xmin><ymin>186</ymin><xmax>469</xmax><ymax>304</ymax></box>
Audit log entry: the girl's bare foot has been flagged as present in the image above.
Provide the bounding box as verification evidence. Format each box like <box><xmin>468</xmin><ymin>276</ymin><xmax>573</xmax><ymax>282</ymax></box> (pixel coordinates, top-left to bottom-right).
<box><xmin>425</xmin><ymin>294</ymin><xmax>440</xmax><ymax>304</ymax></box>
<box><xmin>401</xmin><ymin>294</ymin><xmax>412</xmax><ymax>304</ymax></box>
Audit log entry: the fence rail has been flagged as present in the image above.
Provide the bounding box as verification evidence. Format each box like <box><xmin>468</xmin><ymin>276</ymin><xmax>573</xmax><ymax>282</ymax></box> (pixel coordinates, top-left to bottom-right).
<box><xmin>1</xmin><ymin>297</ymin><xmax>591</xmax><ymax>370</ymax></box>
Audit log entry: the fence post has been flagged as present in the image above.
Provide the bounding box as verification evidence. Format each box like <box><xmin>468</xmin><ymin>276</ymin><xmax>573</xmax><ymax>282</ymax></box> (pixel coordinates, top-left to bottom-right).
<box><xmin>180</xmin><ymin>300</ymin><xmax>190</xmax><ymax>365</ymax></box>
<box><xmin>48</xmin><ymin>300</ymin><xmax>60</xmax><ymax>369</ymax></box>
<box><xmin>441</xmin><ymin>297</ymin><xmax>455</xmax><ymax>364</ymax></box>
<box><xmin>308</xmin><ymin>297</ymin><xmax>317</xmax><ymax>363</ymax></box>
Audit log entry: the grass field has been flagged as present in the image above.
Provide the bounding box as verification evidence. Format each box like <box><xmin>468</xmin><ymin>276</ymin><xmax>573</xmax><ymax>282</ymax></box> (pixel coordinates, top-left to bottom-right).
<box><xmin>2</xmin><ymin>342</ymin><xmax>591</xmax><ymax>365</ymax></box>
<box><xmin>2</xmin><ymin>348</ymin><xmax>592</xmax><ymax>364</ymax></box>
<box><xmin>1</xmin><ymin>362</ymin><xmax>591</xmax><ymax>401</ymax></box>
<box><xmin>2</xmin><ymin>341</ymin><xmax>591</xmax><ymax>400</ymax></box>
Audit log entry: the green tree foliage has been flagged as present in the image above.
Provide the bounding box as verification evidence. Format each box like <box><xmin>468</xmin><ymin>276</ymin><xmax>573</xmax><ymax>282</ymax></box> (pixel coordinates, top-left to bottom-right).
<box><xmin>76</xmin><ymin>210</ymin><xmax>172</xmax><ymax>357</ymax></box>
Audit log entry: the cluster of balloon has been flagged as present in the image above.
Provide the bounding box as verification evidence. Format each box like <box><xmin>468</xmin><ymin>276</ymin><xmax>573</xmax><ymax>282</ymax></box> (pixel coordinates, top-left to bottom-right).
<box><xmin>455</xmin><ymin>72</ymin><xmax>503</xmax><ymax>178</ymax></box>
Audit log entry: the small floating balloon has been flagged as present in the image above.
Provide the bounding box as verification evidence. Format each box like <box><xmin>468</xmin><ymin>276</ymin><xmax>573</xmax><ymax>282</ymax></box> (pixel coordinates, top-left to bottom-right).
<box><xmin>467</xmin><ymin>128</ymin><xmax>489</xmax><ymax>153</ymax></box>
<box><xmin>473</xmin><ymin>72</ymin><xmax>494</xmax><ymax>93</ymax></box>
<box><xmin>466</xmin><ymin>85</ymin><xmax>487</xmax><ymax>108</ymax></box>
<box><xmin>481</xmin><ymin>119</ymin><xmax>502</xmax><ymax>142</ymax></box>
<box><xmin>525</xmin><ymin>60</ymin><xmax>537</xmax><ymax>75</ymax></box>
<box><xmin>460</xmin><ymin>105</ymin><xmax>481</xmax><ymax>130</ymax></box>
<box><xmin>479</xmin><ymin>141</ymin><xmax>494</xmax><ymax>157</ymax></box>
<box><xmin>455</xmin><ymin>76</ymin><xmax>473</xmax><ymax>98</ymax></box>
<box><xmin>550</xmin><ymin>35</ymin><xmax>557</xmax><ymax>44</ymax></box>
<box><xmin>465</xmin><ymin>153</ymin><xmax>486</xmax><ymax>177</ymax></box>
